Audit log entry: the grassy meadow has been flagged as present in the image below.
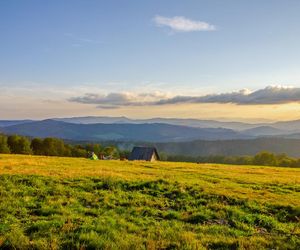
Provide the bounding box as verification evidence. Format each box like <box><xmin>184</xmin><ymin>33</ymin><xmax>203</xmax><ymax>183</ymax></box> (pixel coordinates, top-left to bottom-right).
<box><xmin>0</xmin><ymin>154</ymin><xmax>299</xmax><ymax>249</ymax></box>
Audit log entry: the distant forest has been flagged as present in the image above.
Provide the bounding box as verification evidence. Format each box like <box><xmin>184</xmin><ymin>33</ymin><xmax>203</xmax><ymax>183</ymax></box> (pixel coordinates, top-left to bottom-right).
<box><xmin>1</xmin><ymin>134</ymin><xmax>300</xmax><ymax>168</ymax></box>
<box><xmin>155</xmin><ymin>138</ymin><xmax>300</xmax><ymax>158</ymax></box>
<box><xmin>167</xmin><ymin>153</ymin><xmax>300</xmax><ymax>168</ymax></box>
<box><xmin>0</xmin><ymin>134</ymin><xmax>124</xmax><ymax>159</ymax></box>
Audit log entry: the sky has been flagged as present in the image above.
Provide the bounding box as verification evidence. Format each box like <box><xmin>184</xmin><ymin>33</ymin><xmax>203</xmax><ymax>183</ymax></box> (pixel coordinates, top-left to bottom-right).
<box><xmin>1</xmin><ymin>0</ymin><xmax>300</xmax><ymax>121</ymax></box>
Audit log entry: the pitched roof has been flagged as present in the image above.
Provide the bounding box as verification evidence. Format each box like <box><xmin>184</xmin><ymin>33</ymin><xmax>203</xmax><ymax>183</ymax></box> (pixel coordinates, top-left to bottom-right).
<box><xmin>128</xmin><ymin>146</ymin><xmax>160</xmax><ymax>161</ymax></box>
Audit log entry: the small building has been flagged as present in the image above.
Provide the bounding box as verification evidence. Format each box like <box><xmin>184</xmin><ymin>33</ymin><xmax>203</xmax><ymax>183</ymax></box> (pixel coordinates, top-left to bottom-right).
<box><xmin>128</xmin><ymin>147</ymin><xmax>160</xmax><ymax>162</ymax></box>
<box><xmin>88</xmin><ymin>152</ymin><xmax>98</xmax><ymax>160</ymax></box>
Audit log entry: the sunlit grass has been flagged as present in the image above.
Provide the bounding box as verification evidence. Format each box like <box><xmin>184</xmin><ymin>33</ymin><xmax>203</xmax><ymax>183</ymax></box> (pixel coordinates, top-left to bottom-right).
<box><xmin>0</xmin><ymin>154</ymin><xmax>299</xmax><ymax>249</ymax></box>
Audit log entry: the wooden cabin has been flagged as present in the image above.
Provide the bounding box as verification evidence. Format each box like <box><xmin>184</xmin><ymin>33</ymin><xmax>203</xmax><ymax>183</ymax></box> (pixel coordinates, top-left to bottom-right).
<box><xmin>128</xmin><ymin>147</ymin><xmax>160</xmax><ymax>162</ymax></box>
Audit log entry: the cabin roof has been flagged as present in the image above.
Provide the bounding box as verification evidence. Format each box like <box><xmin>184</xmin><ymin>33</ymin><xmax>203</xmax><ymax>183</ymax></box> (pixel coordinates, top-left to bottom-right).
<box><xmin>128</xmin><ymin>146</ymin><xmax>160</xmax><ymax>161</ymax></box>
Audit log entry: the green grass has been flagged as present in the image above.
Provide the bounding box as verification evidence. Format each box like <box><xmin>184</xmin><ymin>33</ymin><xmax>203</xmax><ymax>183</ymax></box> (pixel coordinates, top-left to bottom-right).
<box><xmin>0</xmin><ymin>154</ymin><xmax>299</xmax><ymax>249</ymax></box>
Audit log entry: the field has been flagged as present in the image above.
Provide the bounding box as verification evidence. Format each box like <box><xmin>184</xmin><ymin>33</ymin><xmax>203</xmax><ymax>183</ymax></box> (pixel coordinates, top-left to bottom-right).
<box><xmin>0</xmin><ymin>154</ymin><xmax>299</xmax><ymax>249</ymax></box>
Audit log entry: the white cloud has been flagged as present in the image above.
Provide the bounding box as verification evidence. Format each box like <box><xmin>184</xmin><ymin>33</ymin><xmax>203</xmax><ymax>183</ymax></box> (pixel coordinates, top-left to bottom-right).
<box><xmin>69</xmin><ymin>92</ymin><xmax>169</xmax><ymax>108</ymax></box>
<box><xmin>69</xmin><ymin>86</ymin><xmax>300</xmax><ymax>108</ymax></box>
<box><xmin>154</xmin><ymin>15</ymin><xmax>216</xmax><ymax>32</ymax></box>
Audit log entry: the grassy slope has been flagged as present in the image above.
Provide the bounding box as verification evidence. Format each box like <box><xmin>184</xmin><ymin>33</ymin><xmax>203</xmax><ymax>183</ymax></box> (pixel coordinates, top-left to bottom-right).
<box><xmin>0</xmin><ymin>154</ymin><xmax>299</xmax><ymax>249</ymax></box>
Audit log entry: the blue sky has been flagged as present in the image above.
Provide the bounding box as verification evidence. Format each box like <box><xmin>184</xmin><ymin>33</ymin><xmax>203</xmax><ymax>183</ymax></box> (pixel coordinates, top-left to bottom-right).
<box><xmin>1</xmin><ymin>0</ymin><xmax>300</xmax><ymax>120</ymax></box>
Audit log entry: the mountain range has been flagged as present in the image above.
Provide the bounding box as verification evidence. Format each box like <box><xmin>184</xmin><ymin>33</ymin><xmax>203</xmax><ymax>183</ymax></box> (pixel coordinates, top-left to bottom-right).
<box><xmin>1</xmin><ymin>116</ymin><xmax>300</xmax><ymax>140</ymax></box>
<box><xmin>0</xmin><ymin>119</ymin><xmax>250</xmax><ymax>142</ymax></box>
<box><xmin>54</xmin><ymin>116</ymin><xmax>300</xmax><ymax>133</ymax></box>
<box><xmin>1</xmin><ymin>116</ymin><xmax>300</xmax><ymax>156</ymax></box>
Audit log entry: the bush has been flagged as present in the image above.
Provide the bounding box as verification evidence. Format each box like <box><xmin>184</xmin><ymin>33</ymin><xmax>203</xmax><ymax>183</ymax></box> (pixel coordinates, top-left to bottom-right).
<box><xmin>7</xmin><ymin>135</ymin><xmax>32</xmax><ymax>154</ymax></box>
<box><xmin>253</xmin><ymin>151</ymin><xmax>277</xmax><ymax>166</ymax></box>
<box><xmin>0</xmin><ymin>134</ymin><xmax>10</xmax><ymax>153</ymax></box>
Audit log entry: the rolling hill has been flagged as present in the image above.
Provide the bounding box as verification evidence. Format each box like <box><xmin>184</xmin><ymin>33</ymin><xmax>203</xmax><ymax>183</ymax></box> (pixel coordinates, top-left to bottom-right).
<box><xmin>155</xmin><ymin>138</ymin><xmax>300</xmax><ymax>157</ymax></box>
<box><xmin>2</xmin><ymin>116</ymin><xmax>300</xmax><ymax>135</ymax></box>
<box><xmin>0</xmin><ymin>120</ymin><xmax>33</xmax><ymax>127</ymax></box>
<box><xmin>0</xmin><ymin>119</ymin><xmax>249</xmax><ymax>142</ymax></box>
<box><xmin>241</xmin><ymin>126</ymin><xmax>287</xmax><ymax>136</ymax></box>
<box><xmin>54</xmin><ymin>116</ymin><xmax>259</xmax><ymax>130</ymax></box>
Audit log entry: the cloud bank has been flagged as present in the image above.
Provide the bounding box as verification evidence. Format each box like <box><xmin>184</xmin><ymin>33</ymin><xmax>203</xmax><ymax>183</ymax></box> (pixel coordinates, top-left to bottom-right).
<box><xmin>69</xmin><ymin>92</ymin><xmax>168</xmax><ymax>108</ymax></box>
<box><xmin>69</xmin><ymin>86</ymin><xmax>300</xmax><ymax>109</ymax></box>
<box><xmin>154</xmin><ymin>15</ymin><xmax>216</xmax><ymax>32</ymax></box>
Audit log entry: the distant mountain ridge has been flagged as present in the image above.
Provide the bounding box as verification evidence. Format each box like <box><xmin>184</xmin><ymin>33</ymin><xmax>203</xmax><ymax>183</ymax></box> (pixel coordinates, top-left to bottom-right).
<box><xmin>0</xmin><ymin>119</ymin><xmax>250</xmax><ymax>142</ymax></box>
<box><xmin>241</xmin><ymin>126</ymin><xmax>287</xmax><ymax>136</ymax></box>
<box><xmin>53</xmin><ymin>116</ymin><xmax>300</xmax><ymax>132</ymax></box>
<box><xmin>1</xmin><ymin>117</ymin><xmax>300</xmax><ymax>157</ymax></box>
<box><xmin>54</xmin><ymin>116</ymin><xmax>261</xmax><ymax>130</ymax></box>
<box><xmin>1</xmin><ymin>116</ymin><xmax>300</xmax><ymax>141</ymax></box>
<box><xmin>0</xmin><ymin>120</ymin><xmax>33</xmax><ymax>127</ymax></box>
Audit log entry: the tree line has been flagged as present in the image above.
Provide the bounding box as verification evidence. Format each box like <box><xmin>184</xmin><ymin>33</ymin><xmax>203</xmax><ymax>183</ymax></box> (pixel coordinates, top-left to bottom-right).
<box><xmin>1</xmin><ymin>133</ymin><xmax>300</xmax><ymax>167</ymax></box>
<box><xmin>166</xmin><ymin>151</ymin><xmax>300</xmax><ymax>168</ymax></box>
<box><xmin>0</xmin><ymin>134</ymin><xmax>127</xmax><ymax>159</ymax></box>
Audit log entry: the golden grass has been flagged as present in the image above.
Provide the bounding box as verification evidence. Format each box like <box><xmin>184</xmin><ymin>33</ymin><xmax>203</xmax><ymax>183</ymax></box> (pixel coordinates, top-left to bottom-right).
<box><xmin>0</xmin><ymin>154</ymin><xmax>299</xmax><ymax>207</ymax></box>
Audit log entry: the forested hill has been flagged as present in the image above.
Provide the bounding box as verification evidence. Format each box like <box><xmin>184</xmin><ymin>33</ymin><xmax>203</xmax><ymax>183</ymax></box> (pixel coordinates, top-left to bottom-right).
<box><xmin>1</xmin><ymin>119</ymin><xmax>249</xmax><ymax>142</ymax></box>
<box><xmin>155</xmin><ymin>138</ymin><xmax>300</xmax><ymax>157</ymax></box>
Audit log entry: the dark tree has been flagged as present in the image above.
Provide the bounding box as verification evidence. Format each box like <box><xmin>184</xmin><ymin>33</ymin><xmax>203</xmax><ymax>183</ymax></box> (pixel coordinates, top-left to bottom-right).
<box><xmin>42</xmin><ymin>138</ymin><xmax>67</xmax><ymax>156</ymax></box>
<box><xmin>7</xmin><ymin>135</ymin><xmax>32</xmax><ymax>154</ymax></box>
<box><xmin>0</xmin><ymin>135</ymin><xmax>10</xmax><ymax>154</ymax></box>
<box><xmin>31</xmin><ymin>138</ymin><xmax>44</xmax><ymax>155</ymax></box>
<box><xmin>103</xmin><ymin>146</ymin><xmax>119</xmax><ymax>159</ymax></box>
<box><xmin>85</xmin><ymin>144</ymin><xmax>102</xmax><ymax>155</ymax></box>
<box><xmin>71</xmin><ymin>145</ymin><xmax>87</xmax><ymax>157</ymax></box>
<box><xmin>253</xmin><ymin>151</ymin><xmax>277</xmax><ymax>166</ymax></box>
